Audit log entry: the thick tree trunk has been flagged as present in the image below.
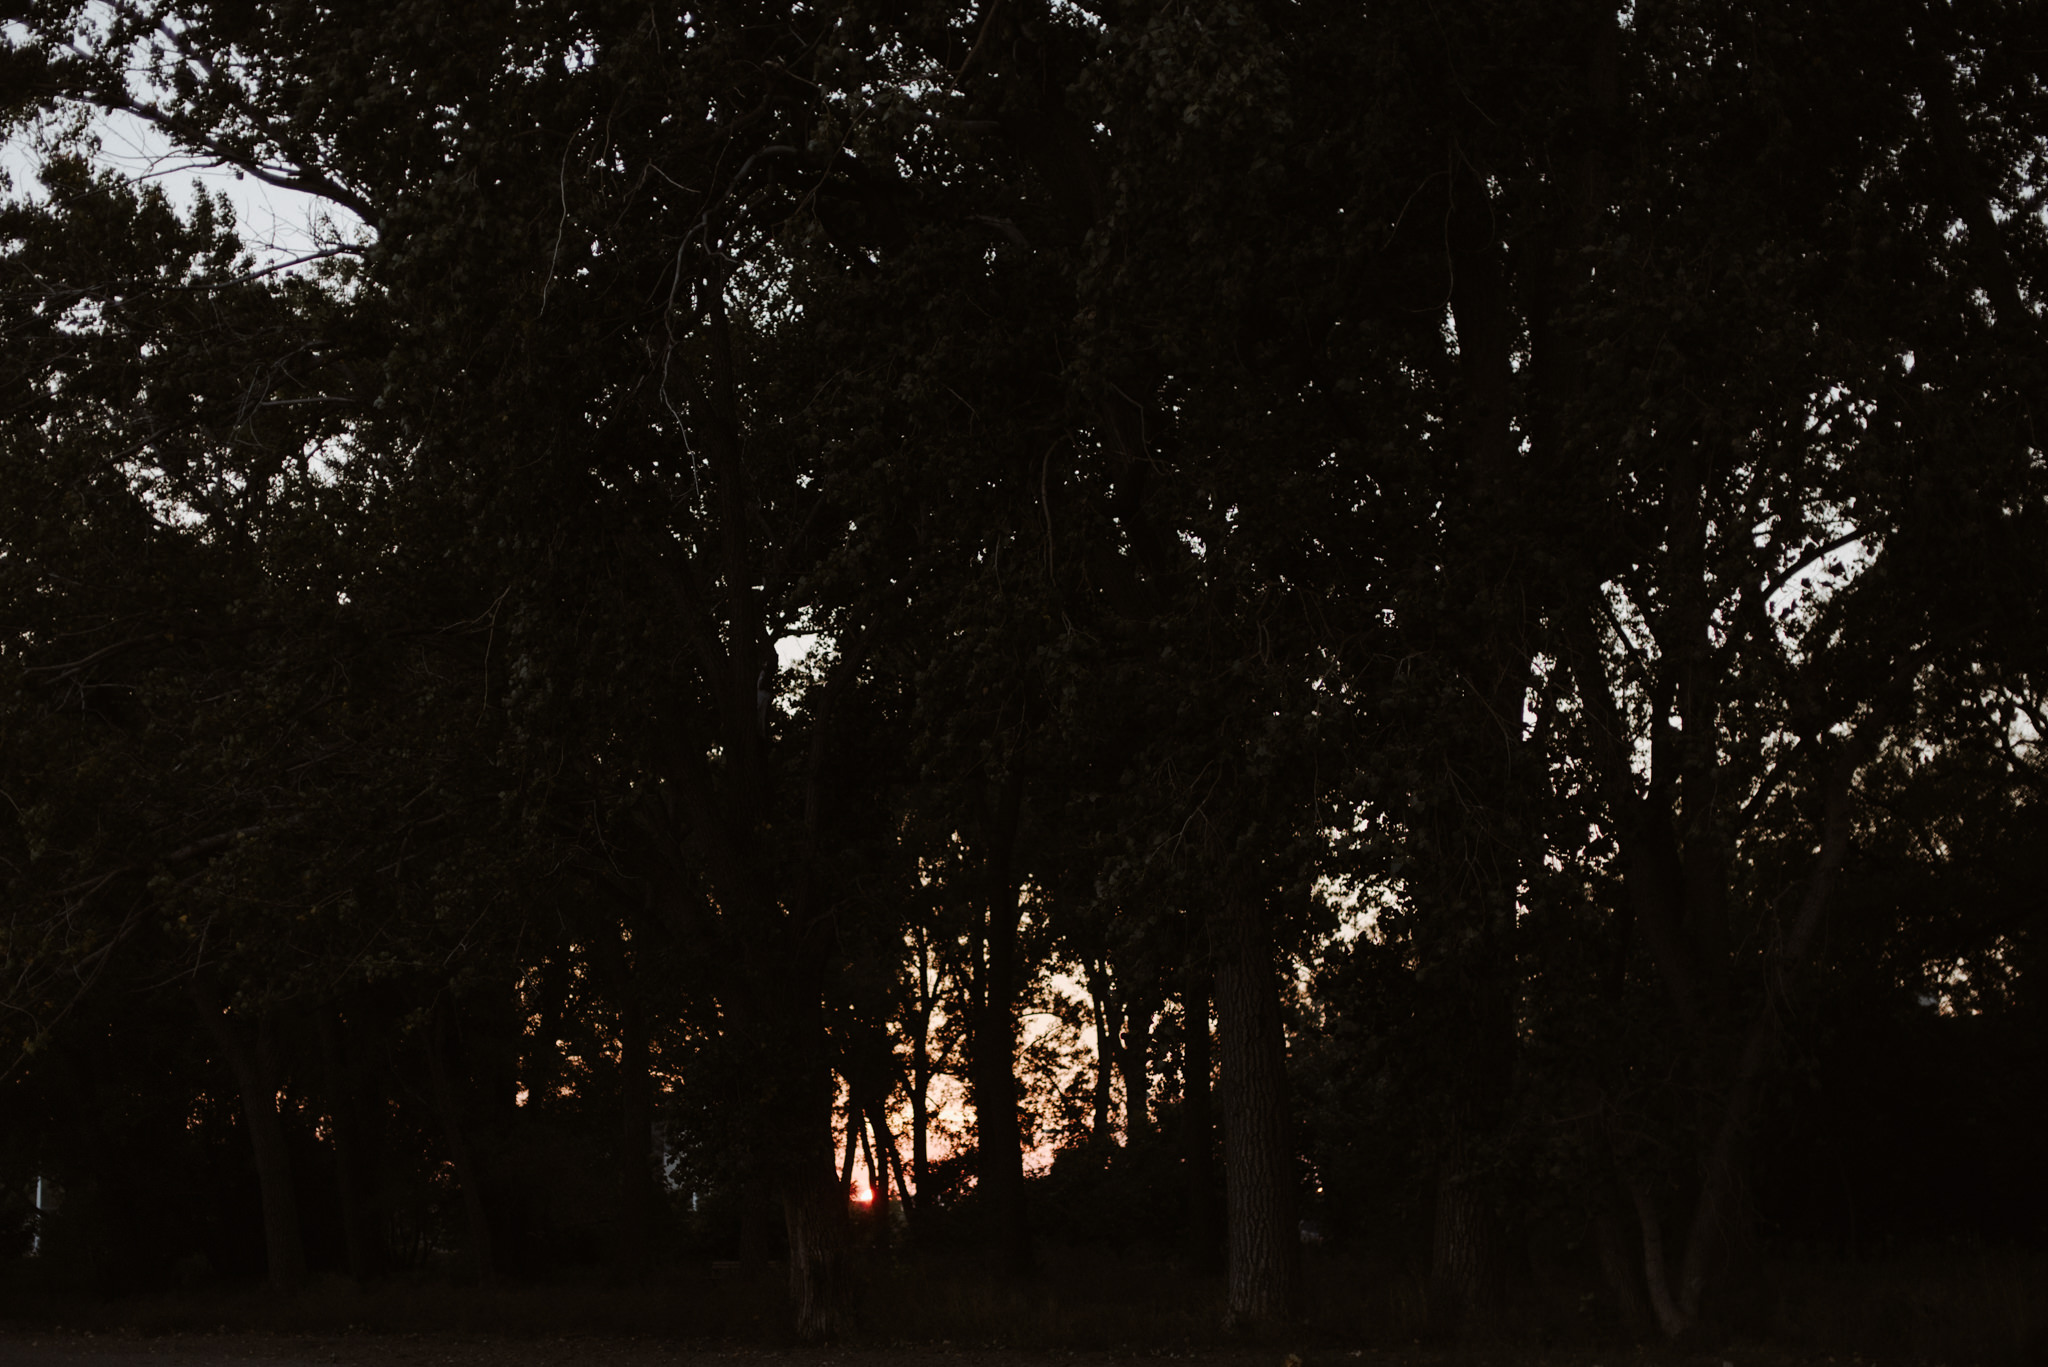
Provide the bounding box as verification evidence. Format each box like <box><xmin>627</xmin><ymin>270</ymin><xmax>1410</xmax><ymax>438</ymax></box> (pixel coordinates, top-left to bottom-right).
<box><xmin>1182</xmin><ymin>945</ymin><xmax>1222</xmax><ymax>1268</ymax></box>
<box><xmin>1584</xmin><ymin>1089</ymin><xmax>1650</xmax><ymax>1333</ymax></box>
<box><xmin>1594</xmin><ymin>1200</ymin><xmax>1654</xmax><ymax>1333</ymax></box>
<box><xmin>615</xmin><ymin>1000</ymin><xmax>656</xmax><ymax>1278</ymax></box>
<box><xmin>1426</xmin><ymin>968</ymin><xmax>1516</xmax><ymax>1339</ymax></box>
<box><xmin>750</xmin><ymin>971</ymin><xmax>854</xmax><ymax>1335</ymax></box>
<box><xmin>972</xmin><ymin>976</ymin><xmax>1030</xmax><ymax>1270</ymax></box>
<box><xmin>1414</xmin><ymin>782</ymin><xmax>1522</xmax><ymax>1339</ymax></box>
<box><xmin>1626</xmin><ymin>1171</ymin><xmax>1690</xmax><ymax>1338</ymax></box>
<box><xmin>426</xmin><ymin>1002</ymin><xmax>495</xmax><ymax>1286</ymax></box>
<box><xmin>1214</xmin><ymin>901</ymin><xmax>1300</xmax><ymax>1326</ymax></box>
<box><xmin>1635</xmin><ymin>1004</ymin><xmax>1777</xmax><ymax>1336</ymax></box>
<box><xmin>198</xmin><ymin>994</ymin><xmax>306</xmax><ymax>1294</ymax></box>
<box><xmin>1429</xmin><ymin>1144</ymin><xmax>1505</xmax><ymax>1337</ymax></box>
<box><xmin>781</xmin><ymin>1153</ymin><xmax>851</xmax><ymax>1340</ymax></box>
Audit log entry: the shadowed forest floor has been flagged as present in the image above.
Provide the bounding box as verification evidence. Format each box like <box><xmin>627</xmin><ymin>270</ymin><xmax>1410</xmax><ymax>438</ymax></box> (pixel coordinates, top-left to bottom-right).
<box><xmin>0</xmin><ymin>1337</ymin><xmax>1906</xmax><ymax>1367</ymax></box>
<box><xmin>1</xmin><ymin>1249</ymin><xmax>2042</xmax><ymax>1367</ymax></box>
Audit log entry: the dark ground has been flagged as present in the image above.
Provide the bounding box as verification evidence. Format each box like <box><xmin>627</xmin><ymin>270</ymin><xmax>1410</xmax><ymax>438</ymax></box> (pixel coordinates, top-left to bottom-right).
<box><xmin>0</xmin><ymin>1336</ymin><xmax>1839</xmax><ymax>1367</ymax></box>
<box><xmin>1</xmin><ymin>1247</ymin><xmax>2040</xmax><ymax>1367</ymax></box>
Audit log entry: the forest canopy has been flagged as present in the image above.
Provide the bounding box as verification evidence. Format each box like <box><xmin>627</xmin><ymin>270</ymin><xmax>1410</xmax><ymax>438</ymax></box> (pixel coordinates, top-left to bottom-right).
<box><xmin>1</xmin><ymin>0</ymin><xmax>2044</xmax><ymax>1349</ymax></box>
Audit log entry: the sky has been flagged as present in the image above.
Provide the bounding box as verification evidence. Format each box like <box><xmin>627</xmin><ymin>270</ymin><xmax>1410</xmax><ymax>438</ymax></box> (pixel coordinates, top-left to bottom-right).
<box><xmin>99</xmin><ymin>112</ymin><xmax>347</xmax><ymax>253</ymax></box>
<box><xmin>1</xmin><ymin>96</ymin><xmax>364</xmax><ymax>269</ymax></box>
<box><xmin>2</xmin><ymin>6</ymin><xmax>362</xmax><ymax>258</ymax></box>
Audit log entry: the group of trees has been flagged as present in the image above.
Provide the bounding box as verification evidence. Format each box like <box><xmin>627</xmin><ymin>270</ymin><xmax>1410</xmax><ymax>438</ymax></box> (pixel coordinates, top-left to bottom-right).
<box><xmin>2</xmin><ymin>0</ymin><xmax>2043</xmax><ymax>1343</ymax></box>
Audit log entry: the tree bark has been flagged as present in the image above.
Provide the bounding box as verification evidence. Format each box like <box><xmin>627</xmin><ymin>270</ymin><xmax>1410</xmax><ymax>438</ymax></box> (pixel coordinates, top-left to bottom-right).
<box><xmin>1429</xmin><ymin>1142</ymin><xmax>1505</xmax><ymax>1338</ymax></box>
<box><xmin>910</xmin><ymin>922</ymin><xmax>936</xmax><ymax>1224</ymax></box>
<box><xmin>1086</xmin><ymin>955</ymin><xmax>1118</xmax><ymax>1143</ymax></box>
<box><xmin>868</xmin><ymin>1099</ymin><xmax>895</xmax><ymax>1214</ymax></box>
<box><xmin>1425</xmin><ymin>928</ymin><xmax>1517</xmax><ymax>1337</ymax></box>
<box><xmin>1117</xmin><ymin>981</ymin><xmax>1154</xmax><ymax>1141</ymax></box>
<box><xmin>746</xmin><ymin>962</ymin><xmax>853</xmax><ymax>1336</ymax></box>
<box><xmin>973</xmin><ymin>925</ymin><xmax>1030</xmax><ymax>1270</ymax></box>
<box><xmin>857</xmin><ymin>1096</ymin><xmax>881</xmax><ymax>1203</ymax></box>
<box><xmin>1594</xmin><ymin>1199</ymin><xmax>1654</xmax><ymax>1333</ymax></box>
<box><xmin>197</xmin><ymin>991</ymin><xmax>306</xmax><ymax>1294</ymax></box>
<box><xmin>886</xmin><ymin>1125</ymin><xmax>913</xmax><ymax>1217</ymax></box>
<box><xmin>1181</xmin><ymin>937</ymin><xmax>1222</xmax><ymax>1269</ymax></box>
<box><xmin>908</xmin><ymin>1078</ymin><xmax>928</xmax><ymax>1203</ymax></box>
<box><xmin>971</xmin><ymin>773</ymin><xmax>1031</xmax><ymax>1273</ymax></box>
<box><xmin>1627</xmin><ymin>1170</ymin><xmax>1689</xmax><ymax>1338</ymax></box>
<box><xmin>1214</xmin><ymin>900</ymin><xmax>1300</xmax><ymax>1326</ymax></box>
<box><xmin>1576</xmin><ymin>632</ymin><xmax>1890</xmax><ymax>1337</ymax></box>
<box><xmin>781</xmin><ymin>1151</ymin><xmax>851</xmax><ymax>1340</ymax></box>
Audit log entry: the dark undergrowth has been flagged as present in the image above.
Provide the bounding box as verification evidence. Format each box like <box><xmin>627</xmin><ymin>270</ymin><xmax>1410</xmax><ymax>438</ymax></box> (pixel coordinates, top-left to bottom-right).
<box><xmin>0</xmin><ymin>1246</ymin><xmax>2041</xmax><ymax>1366</ymax></box>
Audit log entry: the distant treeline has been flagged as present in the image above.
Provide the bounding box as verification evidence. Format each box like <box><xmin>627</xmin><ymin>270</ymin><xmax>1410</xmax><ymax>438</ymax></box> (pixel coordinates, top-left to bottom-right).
<box><xmin>1</xmin><ymin>0</ymin><xmax>2043</xmax><ymax>1346</ymax></box>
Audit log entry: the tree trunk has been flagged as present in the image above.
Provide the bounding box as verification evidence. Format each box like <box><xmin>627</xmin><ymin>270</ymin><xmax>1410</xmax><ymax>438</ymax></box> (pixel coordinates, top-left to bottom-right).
<box><xmin>1214</xmin><ymin>900</ymin><xmax>1300</xmax><ymax>1325</ymax></box>
<box><xmin>1594</xmin><ymin>1195</ymin><xmax>1653</xmax><ymax>1333</ymax></box>
<box><xmin>1118</xmin><ymin>984</ymin><xmax>1154</xmax><ymax>1141</ymax></box>
<box><xmin>1425</xmin><ymin>966</ymin><xmax>1516</xmax><ymax>1338</ymax></box>
<box><xmin>1415</xmin><ymin>829</ymin><xmax>1521</xmax><ymax>1337</ymax></box>
<box><xmin>1429</xmin><ymin>1143</ymin><xmax>1505</xmax><ymax>1338</ymax></box>
<box><xmin>781</xmin><ymin>1152</ymin><xmax>851</xmax><ymax>1340</ymax></box>
<box><xmin>1642</xmin><ymin>1003</ymin><xmax>1777</xmax><ymax>1335</ymax></box>
<box><xmin>425</xmin><ymin>1001</ymin><xmax>495</xmax><ymax>1286</ymax></box>
<box><xmin>910</xmin><ymin>925</ymin><xmax>934</xmax><ymax>1224</ymax></box>
<box><xmin>972</xmin><ymin>773</ymin><xmax>1031</xmax><ymax>1273</ymax></box>
<box><xmin>972</xmin><ymin>938</ymin><xmax>1030</xmax><ymax>1271</ymax></box>
<box><xmin>1182</xmin><ymin>942</ymin><xmax>1222</xmax><ymax>1268</ymax></box>
<box><xmin>1626</xmin><ymin>1170</ymin><xmax>1690</xmax><ymax>1338</ymax></box>
<box><xmin>1086</xmin><ymin>956</ymin><xmax>1118</xmax><ymax>1143</ymax></box>
<box><xmin>909</xmin><ymin>1057</ymin><xmax>929</xmax><ymax>1208</ymax></box>
<box><xmin>840</xmin><ymin>1102</ymin><xmax>859</xmax><ymax>1188</ymax></box>
<box><xmin>615</xmin><ymin>1000</ymin><xmax>656</xmax><ymax>1278</ymax></box>
<box><xmin>1610</xmin><ymin>709</ymin><xmax>1875</xmax><ymax>1337</ymax></box>
<box><xmin>868</xmin><ymin>1100</ymin><xmax>894</xmax><ymax>1213</ymax></box>
<box><xmin>748</xmin><ymin>970</ymin><xmax>854</xmax><ymax>1336</ymax></box>
<box><xmin>198</xmin><ymin>993</ymin><xmax>306</xmax><ymax>1294</ymax></box>
<box><xmin>857</xmin><ymin>1096</ymin><xmax>880</xmax><ymax>1201</ymax></box>
<box><xmin>886</xmin><ymin>1127</ymin><xmax>913</xmax><ymax>1216</ymax></box>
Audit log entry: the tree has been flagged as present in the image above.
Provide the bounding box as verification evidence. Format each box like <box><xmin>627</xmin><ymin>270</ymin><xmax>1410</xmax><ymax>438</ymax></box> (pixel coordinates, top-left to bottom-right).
<box><xmin>5</xmin><ymin>0</ymin><xmax>2045</xmax><ymax>1338</ymax></box>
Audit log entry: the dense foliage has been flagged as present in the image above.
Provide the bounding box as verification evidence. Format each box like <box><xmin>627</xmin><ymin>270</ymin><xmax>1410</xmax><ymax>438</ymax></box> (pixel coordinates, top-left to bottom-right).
<box><xmin>2</xmin><ymin>0</ymin><xmax>2043</xmax><ymax>1345</ymax></box>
